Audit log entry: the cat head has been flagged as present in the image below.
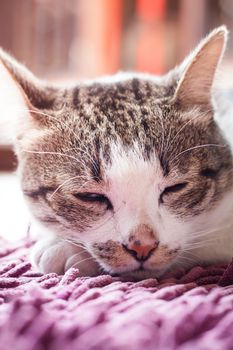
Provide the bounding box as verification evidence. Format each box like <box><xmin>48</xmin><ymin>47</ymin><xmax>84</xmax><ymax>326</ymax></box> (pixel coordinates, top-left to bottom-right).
<box><xmin>1</xmin><ymin>26</ymin><xmax>233</xmax><ymax>278</ymax></box>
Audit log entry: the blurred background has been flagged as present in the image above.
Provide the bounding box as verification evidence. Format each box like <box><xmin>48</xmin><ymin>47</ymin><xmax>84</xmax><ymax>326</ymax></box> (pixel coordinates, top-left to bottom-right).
<box><xmin>0</xmin><ymin>0</ymin><xmax>233</xmax><ymax>80</ymax></box>
<box><xmin>0</xmin><ymin>0</ymin><xmax>233</xmax><ymax>240</ymax></box>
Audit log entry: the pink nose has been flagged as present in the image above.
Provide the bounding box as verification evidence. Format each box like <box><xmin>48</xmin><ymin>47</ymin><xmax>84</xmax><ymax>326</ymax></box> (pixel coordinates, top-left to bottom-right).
<box><xmin>123</xmin><ymin>240</ymin><xmax>159</xmax><ymax>261</ymax></box>
<box><xmin>124</xmin><ymin>224</ymin><xmax>159</xmax><ymax>261</ymax></box>
<box><xmin>127</xmin><ymin>240</ymin><xmax>158</xmax><ymax>259</ymax></box>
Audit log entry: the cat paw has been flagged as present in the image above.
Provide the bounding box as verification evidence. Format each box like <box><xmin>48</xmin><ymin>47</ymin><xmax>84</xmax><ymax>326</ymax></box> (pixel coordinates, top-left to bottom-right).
<box><xmin>30</xmin><ymin>237</ymin><xmax>100</xmax><ymax>276</ymax></box>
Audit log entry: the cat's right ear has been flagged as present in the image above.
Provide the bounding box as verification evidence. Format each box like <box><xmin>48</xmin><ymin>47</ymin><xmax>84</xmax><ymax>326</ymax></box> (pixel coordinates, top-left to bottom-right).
<box><xmin>0</xmin><ymin>48</ymin><xmax>57</xmax><ymax>141</ymax></box>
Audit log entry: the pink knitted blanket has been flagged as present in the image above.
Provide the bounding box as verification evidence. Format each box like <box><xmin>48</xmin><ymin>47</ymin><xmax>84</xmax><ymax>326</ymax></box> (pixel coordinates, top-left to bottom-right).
<box><xmin>0</xmin><ymin>237</ymin><xmax>233</xmax><ymax>350</ymax></box>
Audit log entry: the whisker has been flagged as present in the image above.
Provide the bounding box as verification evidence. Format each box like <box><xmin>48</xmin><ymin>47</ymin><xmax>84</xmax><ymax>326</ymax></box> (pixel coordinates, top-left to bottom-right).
<box><xmin>86</xmin><ymin>202</ymin><xmax>124</xmax><ymax>233</ymax></box>
<box><xmin>169</xmin><ymin>143</ymin><xmax>226</xmax><ymax>163</ymax></box>
<box><xmin>185</xmin><ymin>231</ymin><xmax>227</xmax><ymax>246</ymax></box>
<box><xmin>166</xmin><ymin>109</ymin><xmax>212</xmax><ymax>155</ymax></box>
<box><xmin>22</xmin><ymin>147</ymin><xmax>91</xmax><ymax>173</ymax></box>
<box><xmin>188</xmin><ymin>230</ymin><xmax>230</xmax><ymax>241</ymax></box>
<box><xmin>163</xmin><ymin>121</ymin><xmax>173</xmax><ymax>160</ymax></box>
<box><xmin>49</xmin><ymin>176</ymin><xmax>91</xmax><ymax>200</ymax></box>
<box><xmin>176</xmin><ymin>256</ymin><xmax>197</xmax><ymax>268</ymax></box>
<box><xmin>183</xmin><ymin>241</ymin><xmax>217</xmax><ymax>251</ymax></box>
<box><xmin>62</xmin><ymin>238</ymin><xmax>85</xmax><ymax>250</ymax></box>
<box><xmin>71</xmin><ymin>257</ymin><xmax>95</xmax><ymax>268</ymax></box>
<box><xmin>182</xmin><ymin>252</ymin><xmax>198</xmax><ymax>260</ymax></box>
<box><xmin>178</xmin><ymin>255</ymin><xmax>197</xmax><ymax>264</ymax></box>
<box><xmin>188</xmin><ymin>224</ymin><xmax>232</xmax><ymax>237</ymax></box>
<box><xmin>23</xmin><ymin>150</ymin><xmax>91</xmax><ymax>178</ymax></box>
<box><xmin>67</xmin><ymin>250</ymin><xmax>89</xmax><ymax>260</ymax></box>
<box><xmin>183</xmin><ymin>224</ymin><xmax>233</xmax><ymax>250</ymax></box>
<box><xmin>156</xmin><ymin>112</ymin><xmax>165</xmax><ymax>156</ymax></box>
<box><xmin>22</xmin><ymin>149</ymin><xmax>81</xmax><ymax>163</ymax></box>
<box><xmin>30</xmin><ymin>109</ymin><xmax>98</xmax><ymax>171</ymax></box>
<box><xmin>18</xmin><ymin>107</ymin><xmax>98</xmax><ymax>172</ymax></box>
<box><xmin>185</xmin><ymin>238</ymin><xmax>218</xmax><ymax>247</ymax></box>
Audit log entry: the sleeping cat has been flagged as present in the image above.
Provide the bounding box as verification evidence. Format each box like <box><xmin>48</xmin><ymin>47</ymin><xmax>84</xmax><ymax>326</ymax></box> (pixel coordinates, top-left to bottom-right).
<box><xmin>1</xmin><ymin>26</ymin><xmax>233</xmax><ymax>279</ymax></box>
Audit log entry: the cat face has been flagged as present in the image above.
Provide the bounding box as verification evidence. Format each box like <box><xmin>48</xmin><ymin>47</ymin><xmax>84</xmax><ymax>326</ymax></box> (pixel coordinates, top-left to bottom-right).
<box><xmin>1</xmin><ymin>26</ymin><xmax>233</xmax><ymax>278</ymax></box>
<box><xmin>19</xmin><ymin>83</ymin><xmax>232</xmax><ymax>278</ymax></box>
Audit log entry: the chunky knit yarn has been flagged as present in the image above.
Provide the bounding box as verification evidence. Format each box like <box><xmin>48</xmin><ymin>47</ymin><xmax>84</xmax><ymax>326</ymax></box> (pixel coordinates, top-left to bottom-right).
<box><xmin>0</xmin><ymin>237</ymin><xmax>233</xmax><ymax>350</ymax></box>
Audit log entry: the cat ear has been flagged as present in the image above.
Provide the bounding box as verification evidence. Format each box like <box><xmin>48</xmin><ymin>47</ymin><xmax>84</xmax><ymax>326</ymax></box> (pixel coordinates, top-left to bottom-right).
<box><xmin>0</xmin><ymin>48</ymin><xmax>57</xmax><ymax>142</ymax></box>
<box><xmin>173</xmin><ymin>26</ymin><xmax>228</xmax><ymax>108</ymax></box>
<box><xmin>0</xmin><ymin>48</ymin><xmax>56</xmax><ymax>111</ymax></box>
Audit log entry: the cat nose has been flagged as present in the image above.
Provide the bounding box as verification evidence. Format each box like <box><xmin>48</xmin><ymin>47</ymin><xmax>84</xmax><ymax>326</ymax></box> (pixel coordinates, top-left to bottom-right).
<box><xmin>122</xmin><ymin>240</ymin><xmax>159</xmax><ymax>262</ymax></box>
<box><xmin>123</xmin><ymin>224</ymin><xmax>159</xmax><ymax>262</ymax></box>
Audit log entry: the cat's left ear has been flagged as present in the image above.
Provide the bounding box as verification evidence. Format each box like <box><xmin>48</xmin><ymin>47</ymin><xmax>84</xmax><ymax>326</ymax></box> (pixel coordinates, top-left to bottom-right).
<box><xmin>173</xmin><ymin>26</ymin><xmax>228</xmax><ymax>108</ymax></box>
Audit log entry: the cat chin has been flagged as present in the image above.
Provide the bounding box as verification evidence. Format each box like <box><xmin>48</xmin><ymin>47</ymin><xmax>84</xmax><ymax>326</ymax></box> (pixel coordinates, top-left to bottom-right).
<box><xmin>98</xmin><ymin>259</ymin><xmax>175</xmax><ymax>281</ymax></box>
<box><xmin>113</xmin><ymin>267</ymin><xmax>168</xmax><ymax>281</ymax></box>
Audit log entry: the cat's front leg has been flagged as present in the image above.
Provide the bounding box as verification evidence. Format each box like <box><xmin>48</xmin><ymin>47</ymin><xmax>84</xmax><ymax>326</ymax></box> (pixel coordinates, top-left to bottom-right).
<box><xmin>30</xmin><ymin>236</ymin><xmax>100</xmax><ymax>276</ymax></box>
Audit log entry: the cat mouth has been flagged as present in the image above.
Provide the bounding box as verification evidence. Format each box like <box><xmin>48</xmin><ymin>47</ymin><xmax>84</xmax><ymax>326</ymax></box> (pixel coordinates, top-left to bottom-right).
<box><xmin>137</xmin><ymin>265</ymin><xmax>145</xmax><ymax>271</ymax></box>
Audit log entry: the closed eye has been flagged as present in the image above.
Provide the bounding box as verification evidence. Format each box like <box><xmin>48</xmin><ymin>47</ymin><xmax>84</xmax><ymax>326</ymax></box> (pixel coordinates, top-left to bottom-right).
<box><xmin>200</xmin><ymin>168</ymin><xmax>217</xmax><ymax>179</ymax></box>
<box><xmin>160</xmin><ymin>182</ymin><xmax>188</xmax><ymax>204</ymax></box>
<box><xmin>74</xmin><ymin>192</ymin><xmax>113</xmax><ymax>210</ymax></box>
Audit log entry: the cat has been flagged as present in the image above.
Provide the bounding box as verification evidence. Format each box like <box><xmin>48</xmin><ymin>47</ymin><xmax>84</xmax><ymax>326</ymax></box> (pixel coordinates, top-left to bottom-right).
<box><xmin>1</xmin><ymin>26</ymin><xmax>233</xmax><ymax>279</ymax></box>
